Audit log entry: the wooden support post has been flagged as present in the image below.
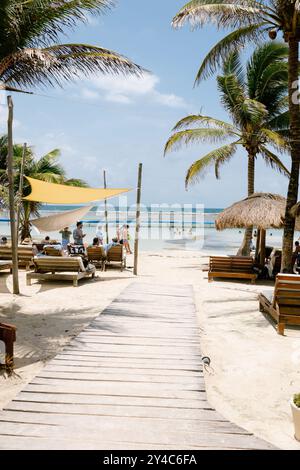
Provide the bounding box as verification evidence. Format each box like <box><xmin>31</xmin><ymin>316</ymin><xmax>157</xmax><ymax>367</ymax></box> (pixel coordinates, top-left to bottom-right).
<box><xmin>103</xmin><ymin>170</ymin><xmax>109</xmax><ymax>244</ymax></box>
<box><xmin>255</xmin><ymin>228</ymin><xmax>261</xmax><ymax>262</ymax></box>
<box><xmin>259</xmin><ymin>229</ymin><xmax>266</xmax><ymax>267</ymax></box>
<box><xmin>133</xmin><ymin>163</ymin><xmax>143</xmax><ymax>276</ymax></box>
<box><xmin>7</xmin><ymin>96</ymin><xmax>19</xmax><ymax>295</ymax></box>
<box><xmin>159</xmin><ymin>210</ymin><xmax>162</xmax><ymax>240</ymax></box>
<box><xmin>17</xmin><ymin>142</ymin><xmax>26</xmax><ymax>242</ymax></box>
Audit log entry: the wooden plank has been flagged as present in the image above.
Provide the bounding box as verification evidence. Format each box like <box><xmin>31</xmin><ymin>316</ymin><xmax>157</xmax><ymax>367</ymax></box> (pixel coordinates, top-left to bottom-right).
<box><xmin>28</xmin><ymin>377</ymin><xmax>206</xmax><ymax>395</ymax></box>
<box><xmin>44</xmin><ymin>364</ymin><xmax>203</xmax><ymax>377</ymax></box>
<box><xmin>4</xmin><ymin>400</ymin><xmax>221</xmax><ymax>420</ymax></box>
<box><xmin>35</xmin><ymin>371</ymin><xmax>204</xmax><ymax>387</ymax></box>
<box><xmin>0</xmin><ymin>411</ymin><xmax>248</xmax><ymax>435</ymax></box>
<box><xmin>18</xmin><ymin>389</ymin><xmax>209</xmax><ymax>409</ymax></box>
<box><xmin>52</xmin><ymin>355</ymin><xmax>202</xmax><ymax>369</ymax></box>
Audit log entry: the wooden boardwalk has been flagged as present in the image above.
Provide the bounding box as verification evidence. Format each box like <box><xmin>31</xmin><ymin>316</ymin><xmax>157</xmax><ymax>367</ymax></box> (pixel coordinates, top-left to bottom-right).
<box><xmin>0</xmin><ymin>283</ymin><xmax>274</xmax><ymax>449</ymax></box>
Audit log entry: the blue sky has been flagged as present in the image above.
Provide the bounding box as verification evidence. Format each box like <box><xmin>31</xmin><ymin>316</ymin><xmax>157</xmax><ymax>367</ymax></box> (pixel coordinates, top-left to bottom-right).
<box><xmin>0</xmin><ymin>0</ymin><xmax>290</xmax><ymax>207</ymax></box>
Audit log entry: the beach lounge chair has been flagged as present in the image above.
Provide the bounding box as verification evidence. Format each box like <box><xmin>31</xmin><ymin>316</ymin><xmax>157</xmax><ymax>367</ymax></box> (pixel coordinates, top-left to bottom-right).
<box><xmin>26</xmin><ymin>256</ymin><xmax>96</xmax><ymax>287</ymax></box>
<box><xmin>87</xmin><ymin>246</ymin><xmax>106</xmax><ymax>271</ymax></box>
<box><xmin>0</xmin><ymin>245</ymin><xmax>34</xmax><ymax>270</ymax></box>
<box><xmin>0</xmin><ymin>260</ymin><xmax>12</xmax><ymax>273</ymax></box>
<box><xmin>259</xmin><ymin>273</ymin><xmax>300</xmax><ymax>335</ymax></box>
<box><xmin>208</xmin><ymin>256</ymin><xmax>257</xmax><ymax>284</ymax></box>
<box><xmin>106</xmin><ymin>245</ymin><xmax>126</xmax><ymax>271</ymax></box>
<box><xmin>0</xmin><ymin>322</ymin><xmax>16</xmax><ymax>368</ymax></box>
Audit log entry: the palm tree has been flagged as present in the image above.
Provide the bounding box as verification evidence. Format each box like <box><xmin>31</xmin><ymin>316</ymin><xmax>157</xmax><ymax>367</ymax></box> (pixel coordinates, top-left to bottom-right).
<box><xmin>0</xmin><ymin>140</ymin><xmax>86</xmax><ymax>240</ymax></box>
<box><xmin>172</xmin><ymin>0</ymin><xmax>300</xmax><ymax>270</ymax></box>
<box><xmin>0</xmin><ymin>0</ymin><xmax>143</xmax><ymax>94</ymax></box>
<box><xmin>164</xmin><ymin>42</ymin><xmax>290</xmax><ymax>255</ymax></box>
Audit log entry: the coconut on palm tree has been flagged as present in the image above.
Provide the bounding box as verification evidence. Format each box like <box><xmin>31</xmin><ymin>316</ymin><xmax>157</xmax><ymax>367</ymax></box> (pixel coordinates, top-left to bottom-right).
<box><xmin>0</xmin><ymin>139</ymin><xmax>86</xmax><ymax>240</ymax></box>
<box><xmin>172</xmin><ymin>0</ymin><xmax>300</xmax><ymax>270</ymax></box>
<box><xmin>164</xmin><ymin>42</ymin><xmax>290</xmax><ymax>255</ymax></box>
<box><xmin>0</xmin><ymin>0</ymin><xmax>143</xmax><ymax>94</ymax></box>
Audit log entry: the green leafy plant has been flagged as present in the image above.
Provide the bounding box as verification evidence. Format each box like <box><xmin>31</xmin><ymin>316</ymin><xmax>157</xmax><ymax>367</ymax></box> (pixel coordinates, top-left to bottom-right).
<box><xmin>294</xmin><ymin>393</ymin><xmax>300</xmax><ymax>408</ymax></box>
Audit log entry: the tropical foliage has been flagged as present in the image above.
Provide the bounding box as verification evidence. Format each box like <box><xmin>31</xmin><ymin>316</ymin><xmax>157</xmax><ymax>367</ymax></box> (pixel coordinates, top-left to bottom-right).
<box><xmin>0</xmin><ymin>136</ymin><xmax>86</xmax><ymax>240</ymax></box>
<box><xmin>165</xmin><ymin>42</ymin><xmax>290</xmax><ymax>253</ymax></box>
<box><xmin>0</xmin><ymin>0</ymin><xmax>143</xmax><ymax>93</ymax></box>
<box><xmin>172</xmin><ymin>0</ymin><xmax>300</xmax><ymax>270</ymax></box>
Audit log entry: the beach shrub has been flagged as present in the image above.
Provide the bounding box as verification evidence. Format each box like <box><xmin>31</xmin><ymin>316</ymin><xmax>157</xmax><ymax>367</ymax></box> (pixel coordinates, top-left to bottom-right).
<box><xmin>294</xmin><ymin>394</ymin><xmax>300</xmax><ymax>408</ymax></box>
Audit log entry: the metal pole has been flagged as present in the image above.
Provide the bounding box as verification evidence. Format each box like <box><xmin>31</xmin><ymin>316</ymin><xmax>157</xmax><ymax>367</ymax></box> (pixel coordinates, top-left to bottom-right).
<box><xmin>17</xmin><ymin>142</ymin><xmax>26</xmax><ymax>242</ymax></box>
<box><xmin>133</xmin><ymin>163</ymin><xmax>143</xmax><ymax>276</ymax></box>
<box><xmin>103</xmin><ymin>170</ymin><xmax>109</xmax><ymax>244</ymax></box>
<box><xmin>7</xmin><ymin>96</ymin><xmax>20</xmax><ymax>294</ymax></box>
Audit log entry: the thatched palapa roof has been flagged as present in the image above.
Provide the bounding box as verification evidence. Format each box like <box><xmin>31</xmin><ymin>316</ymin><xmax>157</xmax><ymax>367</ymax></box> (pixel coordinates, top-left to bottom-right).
<box><xmin>215</xmin><ymin>193</ymin><xmax>286</xmax><ymax>231</ymax></box>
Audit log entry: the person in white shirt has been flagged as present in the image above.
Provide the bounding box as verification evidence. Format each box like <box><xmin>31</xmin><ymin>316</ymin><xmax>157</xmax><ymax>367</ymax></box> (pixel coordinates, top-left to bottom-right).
<box><xmin>96</xmin><ymin>224</ymin><xmax>104</xmax><ymax>244</ymax></box>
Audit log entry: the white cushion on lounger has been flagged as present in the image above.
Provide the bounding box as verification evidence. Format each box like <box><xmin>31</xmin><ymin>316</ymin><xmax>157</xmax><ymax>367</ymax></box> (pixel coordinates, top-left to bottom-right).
<box><xmin>261</xmin><ymin>289</ymin><xmax>273</xmax><ymax>304</ymax></box>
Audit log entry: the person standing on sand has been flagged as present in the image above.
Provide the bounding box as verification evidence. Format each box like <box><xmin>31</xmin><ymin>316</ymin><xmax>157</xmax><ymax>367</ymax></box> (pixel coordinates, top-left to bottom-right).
<box><xmin>120</xmin><ymin>224</ymin><xmax>132</xmax><ymax>254</ymax></box>
<box><xmin>59</xmin><ymin>227</ymin><xmax>72</xmax><ymax>249</ymax></box>
<box><xmin>73</xmin><ymin>221</ymin><xmax>86</xmax><ymax>245</ymax></box>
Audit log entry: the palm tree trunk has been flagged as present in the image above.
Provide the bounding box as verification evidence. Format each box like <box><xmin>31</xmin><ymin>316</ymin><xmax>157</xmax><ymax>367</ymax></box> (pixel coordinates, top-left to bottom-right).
<box><xmin>238</xmin><ymin>153</ymin><xmax>255</xmax><ymax>256</ymax></box>
<box><xmin>7</xmin><ymin>96</ymin><xmax>19</xmax><ymax>294</ymax></box>
<box><xmin>281</xmin><ymin>37</ymin><xmax>300</xmax><ymax>272</ymax></box>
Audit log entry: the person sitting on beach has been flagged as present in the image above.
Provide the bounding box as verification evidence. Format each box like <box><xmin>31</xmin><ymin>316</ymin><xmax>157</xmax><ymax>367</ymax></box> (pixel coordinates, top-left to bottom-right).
<box><xmin>291</xmin><ymin>241</ymin><xmax>300</xmax><ymax>267</ymax></box>
<box><xmin>59</xmin><ymin>227</ymin><xmax>72</xmax><ymax>250</ymax></box>
<box><xmin>96</xmin><ymin>224</ymin><xmax>104</xmax><ymax>244</ymax></box>
<box><xmin>90</xmin><ymin>237</ymin><xmax>100</xmax><ymax>248</ymax></box>
<box><xmin>73</xmin><ymin>221</ymin><xmax>86</xmax><ymax>245</ymax></box>
<box><xmin>103</xmin><ymin>237</ymin><xmax>120</xmax><ymax>254</ymax></box>
<box><xmin>293</xmin><ymin>252</ymin><xmax>300</xmax><ymax>275</ymax></box>
<box><xmin>41</xmin><ymin>241</ymin><xmax>64</xmax><ymax>257</ymax></box>
<box><xmin>265</xmin><ymin>248</ymin><xmax>281</xmax><ymax>278</ymax></box>
<box><xmin>0</xmin><ymin>236</ymin><xmax>7</xmax><ymax>245</ymax></box>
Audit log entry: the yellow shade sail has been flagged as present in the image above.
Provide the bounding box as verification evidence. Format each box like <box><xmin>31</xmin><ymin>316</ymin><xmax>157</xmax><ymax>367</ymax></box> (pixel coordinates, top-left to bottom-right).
<box><xmin>23</xmin><ymin>177</ymin><xmax>130</xmax><ymax>204</ymax></box>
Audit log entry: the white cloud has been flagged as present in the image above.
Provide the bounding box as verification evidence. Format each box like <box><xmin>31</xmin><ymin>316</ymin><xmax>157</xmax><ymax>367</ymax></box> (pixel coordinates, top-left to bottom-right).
<box><xmin>80</xmin><ymin>73</ymin><xmax>188</xmax><ymax>109</ymax></box>
<box><xmin>81</xmin><ymin>88</ymin><xmax>99</xmax><ymax>100</ymax></box>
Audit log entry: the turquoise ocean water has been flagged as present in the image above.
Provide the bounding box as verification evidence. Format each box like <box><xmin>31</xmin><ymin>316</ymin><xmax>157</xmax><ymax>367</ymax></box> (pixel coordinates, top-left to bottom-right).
<box><xmin>0</xmin><ymin>205</ymin><xmax>292</xmax><ymax>255</ymax></box>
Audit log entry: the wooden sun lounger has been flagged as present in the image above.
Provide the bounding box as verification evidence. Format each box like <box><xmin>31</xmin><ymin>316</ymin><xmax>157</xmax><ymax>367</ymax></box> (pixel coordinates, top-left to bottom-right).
<box><xmin>208</xmin><ymin>255</ymin><xmax>257</xmax><ymax>284</ymax></box>
<box><xmin>87</xmin><ymin>246</ymin><xmax>107</xmax><ymax>271</ymax></box>
<box><xmin>259</xmin><ymin>273</ymin><xmax>300</xmax><ymax>335</ymax></box>
<box><xmin>106</xmin><ymin>245</ymin><xmax>126</xmax><ymax>272</ymax></box>
<box><xmin>0</xmin><ymin>260</ymin><xmax>12</xmax><ymax>273</ymax></box>
<box><xmin>0</xmin><ymin>245</ymin><xmax>34</xmax><ymax>270</ymax></box>
<box><xmin>26</xmin><ymin>256</ymin><xmax>96</xmax><ymax>287</ymax></box>
<box><xmin>0</xmin><ymin>322</ymin><xmax>16</xmax><ymax>368</ymax></box>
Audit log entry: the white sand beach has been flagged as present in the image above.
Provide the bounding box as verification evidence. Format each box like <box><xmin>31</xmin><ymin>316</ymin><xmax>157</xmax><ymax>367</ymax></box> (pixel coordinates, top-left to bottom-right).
<box><xmin>1</xmin><ymin>249</ymin><xmax>300</xmax><ymax>450</ymax></box>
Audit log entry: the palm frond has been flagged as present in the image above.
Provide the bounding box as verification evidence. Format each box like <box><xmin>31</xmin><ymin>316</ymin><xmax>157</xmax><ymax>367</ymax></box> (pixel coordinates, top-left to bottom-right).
<box><xmin>247</xmin><ymin>41</ymin><xmax>288</xmax><ymax>104</ymax></box>
<box><xmin>172</xmin><ymin>114</ymin><xmax>238</xmax><ymax>132</ymax></box>
<box><xmin>0</xmin><ymin>1</ymin><xmax>114</xmax><ymax>52</ymax></box>
<box><xmin>194</xmin><ymin>23</ymin><xmax>266</xmax><ymax>83</ymax></box>
<box><xmin>64</xmin><ymin>178</ymin><xmax>88</xmax><ymax>187</ymax></box>
<box><xmin>2</xmin><ymin>44</ymin><xmax>144</xmax><ymax>89</ymax></box>
<box><xmin>259</xmin><ymin>145</ymin><xmax>290</xmax><ymax>176</ymax></box>
<box><xmin>266</xmin><ymin>111</ymin><xmax>289</xmax><ymax>131</ymax></box>
<box><xmin>185</xmin><ymin>141</ymin><xmax>238</xmax><ymax>187</ymax></box>
<box><xmin>222</xmin><ymin>50</ymin><xmax>245</xmax><ymax>85</ymax></box>
<box><xmin>172</xmin><ymin>1</ymin><xmax>262</xmax><ymax>30</ymax></box>
<box><xmin>260</xmin><ymin>127</ymin><xmax>290</xmax><ymax>153</ymax></box>
<box><xmin>164</xmin><ymin>128</ymin><xmax>235</xmax><ymax>155</ymax></box>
